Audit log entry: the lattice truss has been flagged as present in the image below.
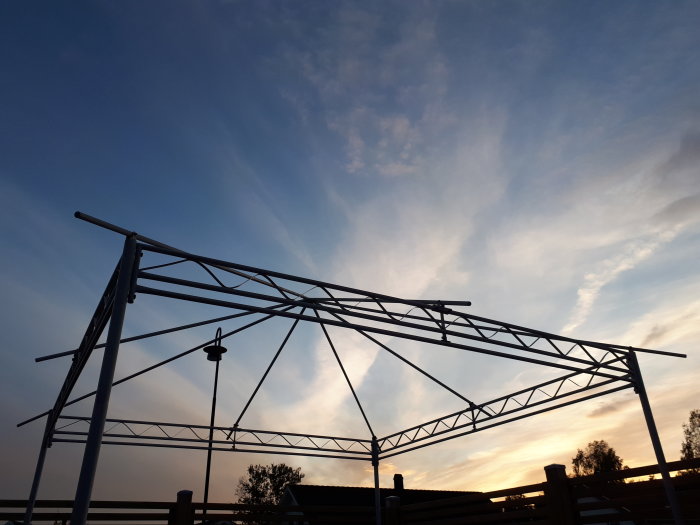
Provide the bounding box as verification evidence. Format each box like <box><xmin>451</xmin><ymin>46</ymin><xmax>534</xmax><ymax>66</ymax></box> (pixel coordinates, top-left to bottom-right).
<box><xmin>24</xmin><ymin>219</ymin><xmax>679</xmax><ymax>463</ymax></box>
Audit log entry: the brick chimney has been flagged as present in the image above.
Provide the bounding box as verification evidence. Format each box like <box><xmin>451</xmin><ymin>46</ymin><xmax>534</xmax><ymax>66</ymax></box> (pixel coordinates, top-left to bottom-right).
<box><xmin>393</xmin><ymin>473</ymin><xmax>404</xmax><ymax>491</ymax></box>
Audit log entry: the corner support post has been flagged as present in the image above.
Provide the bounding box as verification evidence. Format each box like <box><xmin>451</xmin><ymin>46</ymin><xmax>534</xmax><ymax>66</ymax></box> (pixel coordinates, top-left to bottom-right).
<box><xmin>23</xmin><ymin>409</ymin><xmax>54</xmax><ymax>524</ymax></box>
<box><xmin>628</xmin><ymin>351</ymin><xmax>685</xmax><ymax>525</ymax></box>
<box><xmin>372</xmin><ymin>436</ymin><xmax>382</xmax><ymax>525</ymax></box>
<box><xmin>70</xmin><ymin>235</ymin><xmax>138</xmax><ymax>525</ymax></box>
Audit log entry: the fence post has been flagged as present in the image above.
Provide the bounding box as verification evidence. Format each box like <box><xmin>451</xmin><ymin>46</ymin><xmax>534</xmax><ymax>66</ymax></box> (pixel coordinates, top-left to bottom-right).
<box><xmin>385</xmin><ymin>496</ymin><xmax>401</xmax><ymax>525</ymax></box>
<box><xmin>171</xmin><ymin>490</ymin><xmax>194</xmax><ymax>525</ymax></box>
<box><xmin>544</xmin><ymin>464</ymin><xmax>577</xmax><ymax>525</ymax></box>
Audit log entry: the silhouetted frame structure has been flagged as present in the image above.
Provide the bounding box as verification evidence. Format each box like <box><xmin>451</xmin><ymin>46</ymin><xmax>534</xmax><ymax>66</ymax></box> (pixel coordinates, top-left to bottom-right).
<box><xmin>19</xmin><ymin>212</ymin><xmax>688</xmax><ymax>525</ymax></box>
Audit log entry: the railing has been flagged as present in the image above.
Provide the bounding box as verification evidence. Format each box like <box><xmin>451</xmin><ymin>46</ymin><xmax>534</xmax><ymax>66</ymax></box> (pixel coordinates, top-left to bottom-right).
<box><xmin>393</xmin><ymin>458</ymin><xmax>700</xmax><ymax>525</ymax></box>
<box><xmin>0</xmin><ymin>492</ymin><xmax>376</xmax><ymax>525</ymax></box>
<box><xmin>0</xmin><ymin>499</ymin><xmax>173</xmax><ymax>524</ymax></box>
<box><xmin>570</xmin><ymin>458</ymin><xmax>700</xmax><ymax>525</ymax></box>
<box><xmin>2</xmin><ymin>459</ymin><xmax>699</xmax><ymax>525</ymax></box>
<box><xmin>395</xmin><ymin>481</ymin><xmax>549</xmax><ymax>525</ymax></box>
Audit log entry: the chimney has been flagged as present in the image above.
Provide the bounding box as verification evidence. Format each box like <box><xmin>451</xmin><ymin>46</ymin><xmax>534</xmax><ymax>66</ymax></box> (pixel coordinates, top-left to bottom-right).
<box><xmin>393</xmin><ymin>473</ymin><xmax>404</xmax><ymax>491</ymax></box>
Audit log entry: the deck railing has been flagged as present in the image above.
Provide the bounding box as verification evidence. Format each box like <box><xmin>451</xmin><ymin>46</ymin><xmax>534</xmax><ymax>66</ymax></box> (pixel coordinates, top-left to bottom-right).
<box><xmin>2</xmin><ymin>458</ymin><xmax>699</xmax><ymax>524</ymax></box>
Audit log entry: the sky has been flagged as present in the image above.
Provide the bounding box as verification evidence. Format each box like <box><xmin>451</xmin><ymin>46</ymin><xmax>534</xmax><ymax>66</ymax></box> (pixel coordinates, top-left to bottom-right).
<box><xmin>1</xmin><ymin>0</ymin><xmax>700</xmax><ymax>504</ymax></box>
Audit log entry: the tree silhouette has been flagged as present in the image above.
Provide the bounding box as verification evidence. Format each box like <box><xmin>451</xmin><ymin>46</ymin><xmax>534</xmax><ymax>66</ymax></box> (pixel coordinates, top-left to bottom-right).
<box><xmin>681</xmin><ymin>409</ymin><xmax>700</xmax><ymax>461</ymax></box>
<box><xmin>235</xmin><ymin>463</ymin><xmax>305</xmax><ymax>505</ymax></box>
<box><xmin>571</xmin><ymin>440</ymin><xmax>624</xmax><ymax>477</ymax></box>
<box><xmin>680</xmin><ymin>409</ymin><xmax>700</xmax><ymax>476</ymax></box>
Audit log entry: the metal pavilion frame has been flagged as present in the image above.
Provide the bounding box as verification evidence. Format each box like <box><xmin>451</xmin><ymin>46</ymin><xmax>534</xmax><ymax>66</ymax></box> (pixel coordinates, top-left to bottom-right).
<box><xmin>19</xmin><ymin>212</ymin><xmax>687</xmax><ymax>525</ymax></box>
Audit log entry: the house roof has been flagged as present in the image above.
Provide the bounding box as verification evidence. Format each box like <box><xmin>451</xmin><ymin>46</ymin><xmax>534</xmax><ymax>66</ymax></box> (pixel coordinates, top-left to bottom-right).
<box><xmin>282</xmin><ymin>484</ymin><xmax>484</xmax><ymax>507</ymax></box>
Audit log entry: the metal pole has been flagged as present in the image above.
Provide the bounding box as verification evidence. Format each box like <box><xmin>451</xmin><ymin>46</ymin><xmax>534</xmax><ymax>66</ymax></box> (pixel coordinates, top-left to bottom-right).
<box><xmin>24</xmin><ymin>410</ymin><xmax>54</xmax><ymax>524</ymax></box>
<box><xmin>71</xmin><ymin>235</ymin><xmax>137</xmax><ymax>525</ymax></box>
<box><xmin>202</xmin><ymin>329</ymin><xmax>226</xmax><ymax>523</ymax></box>
<box><xmin>202</xmin><ymin>356</ymin><xmax>220</xmax><ymax>522</ymax></box>
<box><xmin>628</xmin><ymin>351</ymin><xmax>685</xmax><ymax>525</ymax></box>
<box><xmin>372</xmin><ymin>437</ymin><xmax>382</xmax><ymax>525</ymax></box>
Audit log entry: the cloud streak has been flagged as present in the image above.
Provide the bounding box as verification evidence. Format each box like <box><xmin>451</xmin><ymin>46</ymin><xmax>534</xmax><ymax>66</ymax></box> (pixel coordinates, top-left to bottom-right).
<box><xmin>562</xmin><ymin>226</ymin><xmax>682</xmax><ymax>335</ymax></box>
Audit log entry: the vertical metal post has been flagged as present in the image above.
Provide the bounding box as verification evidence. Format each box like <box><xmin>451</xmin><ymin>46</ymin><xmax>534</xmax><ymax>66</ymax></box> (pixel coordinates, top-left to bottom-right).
<box><xmin>71</xmin><ymin>235</ymin><xmax>137</xmax><ymax>525</ymax></box>
<box><xmin>372</xmin><ymin>437</ymin><xmax>382</xmax><ymax>525</ymax></box>
<box><xmin>24</xmin><ymin>410</ymin><xmax>54</xmax><ymax>524</ymax></box>
<box><xmin>628</xmin><ymin>351</ymin><xmax>685</xmax><ymax>525</ymax></box>
<box><xmin>202</xmin><ymin>328</ymin><xmax>226</xmax><ymax>524</ymax></box>
<box><xmin>202</xmin><ymin>356</ymin><xmax>221</xmax><ymax>522</ymax></box>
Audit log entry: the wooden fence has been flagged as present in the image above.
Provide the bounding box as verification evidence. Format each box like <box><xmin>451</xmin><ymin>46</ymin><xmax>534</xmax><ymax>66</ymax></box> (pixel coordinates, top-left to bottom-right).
<box><xmin>394</xmin><ymin>458</ymin><xmax>700</xmax><ymax>525</ymax></box>
<box><xmin>2</xmin><ymin>458</ymin><xmax>699</xmax><ymax>524</ymax></box>
<box><xmin>0</xmin><ymin>492</ymin><xmax>376</xmax><ymax>525</ymax></box>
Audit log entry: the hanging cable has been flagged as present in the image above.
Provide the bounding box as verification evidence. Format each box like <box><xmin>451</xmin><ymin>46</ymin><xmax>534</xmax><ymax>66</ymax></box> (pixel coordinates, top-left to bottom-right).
<box><xmin>315</xmin><ymin>309</ymin><xmax>375</xmax><ymax>438</ymax></box>
<box><xmin>323</xmin><ymin>307</ymin><xmax>485</xmax><ymax>413</ymax></box>
<box><xmin>228</xmin><ymin>309</ymin><xmax>306</xmax><ymax>438</ymax></box>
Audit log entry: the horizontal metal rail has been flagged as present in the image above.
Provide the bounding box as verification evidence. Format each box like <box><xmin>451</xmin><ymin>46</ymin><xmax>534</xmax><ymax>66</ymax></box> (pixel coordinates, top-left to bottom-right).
<box><xmin>53</xmin><ymin>438</ymin><xmax>370</xmax><ymax>461</ymax></box>
<box><xmin>379</xmin><ymin>383</ymin><xmax>634</xmax><ymax>459</ymax></box>
<box><xmin>54</xmin><ymin>416</ymin><xmax>373</xmax><ymax>458</ymax></box>
<box><xmin>57</xmin><ymin>430</ymin><xmax>372</xmax><ymax>455</ymax></box>
<box><xmin>138</xmin><ymin>243</ymin><xmax>468</xmax><ymax>314</ymax></box>
<box><xmin>135</xmin><ymin>284</ymin><xmax>626</xmax><ymax>379</ymax></box>
<box><xmin>379</xmin><ymin>374</ymin><xmax>628</xmax><ymax>453</ymax></box>
<box><xmin>379</xmin><ymin>356</ymin><xmax>631</xmax><ymax>452</ymax></box>
<box><xmin>137</xmin><ymin>269</ymin><xmax>629</xmax><ymax>373</ymax></box>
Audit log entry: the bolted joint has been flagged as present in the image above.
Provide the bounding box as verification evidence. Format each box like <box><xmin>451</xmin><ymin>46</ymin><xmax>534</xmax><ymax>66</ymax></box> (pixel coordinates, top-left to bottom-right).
<box><xmin>371</xmin><ymin>436</ymin><xmax>380</xmax><ymax>467</ymax></box>
<box><xmin>230</xmin><ymin>423</ymin><xmax>238</xmax><ymax>450</ymax></box>
<box><xmin>626</xmin><ymin>350</ymin><xmax>642</xmax><ymax>394</ymax></box>
<box><xmin>128</xmin><ymin>245</ymin><xmax>143</xmax><ymax>304</ymax></box>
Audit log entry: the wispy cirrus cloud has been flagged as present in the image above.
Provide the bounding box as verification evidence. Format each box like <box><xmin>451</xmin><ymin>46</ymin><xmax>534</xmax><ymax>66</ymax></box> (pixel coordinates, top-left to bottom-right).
<box><xmin>280</xmin><ymin>4</ymin><xmax>452</xmax><ymax>179</ymax></box>
<box><xmin>560</xmin><ymin>131</ymin><xmax>700</xmax><ymax>336</ymax></box>
<box><xmin>561</xmin><ymin>226</ymin><xmax>682</xmax><ymax>335</ymax></box>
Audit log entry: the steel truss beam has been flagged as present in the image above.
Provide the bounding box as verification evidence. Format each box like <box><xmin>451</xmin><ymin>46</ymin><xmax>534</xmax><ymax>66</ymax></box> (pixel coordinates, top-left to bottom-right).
<box><xmin>52</xmin><ymin>417</ymin><xmax>373</xmax><ymax>460</ymax></box>
<box><xmin>378</xmin><ymin>364</ymin><xmax>632</xmax><ymax>457</ymax></box>
<box><xmin>44</xmin><ymin>264</ymin><xmax>119</xmax><ymax>437</ymax></box>
<box><xmin>378</xmin><ymin>384</ymin><xmax>634</xmax><ymax>461</ymax></box>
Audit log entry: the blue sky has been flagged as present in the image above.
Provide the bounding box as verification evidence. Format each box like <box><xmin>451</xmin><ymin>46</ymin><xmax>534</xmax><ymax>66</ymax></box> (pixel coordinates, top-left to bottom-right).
<box><xmin>1</xmin><ymin>0</ymin><xmax>700</xmax><ymax>502</ymax></box>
